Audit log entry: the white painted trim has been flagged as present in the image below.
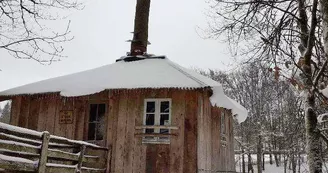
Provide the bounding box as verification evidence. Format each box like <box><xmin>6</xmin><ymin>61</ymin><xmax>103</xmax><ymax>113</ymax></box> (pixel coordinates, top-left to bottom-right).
<box><xmin>143</xmin><ymin>98</ymin><xmax>172</xmax><ymax>143</ymax></box>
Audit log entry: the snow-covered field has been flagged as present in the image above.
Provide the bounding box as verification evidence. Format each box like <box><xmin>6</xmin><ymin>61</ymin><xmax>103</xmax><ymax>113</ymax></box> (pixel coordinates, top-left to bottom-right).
<box><xmin>235</xmin><ymin>154</ymin><xmax>328</xmax><ymax>173</ymax></box>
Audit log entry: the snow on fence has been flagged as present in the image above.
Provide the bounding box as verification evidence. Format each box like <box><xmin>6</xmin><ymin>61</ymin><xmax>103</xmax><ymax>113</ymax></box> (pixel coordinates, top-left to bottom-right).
<box><xmin>0</xmin><ymin>122</ymin><xmax>109</xmax><ymax>173</ymax></box>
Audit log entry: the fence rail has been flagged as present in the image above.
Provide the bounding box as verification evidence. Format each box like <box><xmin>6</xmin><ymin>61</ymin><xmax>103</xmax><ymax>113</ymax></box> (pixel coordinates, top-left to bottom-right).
<box><xmin>0</xmin><ymin>122</ymin><xmax>108</xmax><ymax>173</ymax></box>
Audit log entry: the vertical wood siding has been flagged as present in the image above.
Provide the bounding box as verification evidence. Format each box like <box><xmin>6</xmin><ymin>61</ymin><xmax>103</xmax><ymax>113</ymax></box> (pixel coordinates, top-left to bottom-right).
<box><xmin>9</xmin><ymin>88</ymin><xmax>235</xmax><ymax>173</ymax></box>
<box><xmin>197</xmin><ymin>91</ymin><xmax>235</xmax><ymax>173</ymax></box>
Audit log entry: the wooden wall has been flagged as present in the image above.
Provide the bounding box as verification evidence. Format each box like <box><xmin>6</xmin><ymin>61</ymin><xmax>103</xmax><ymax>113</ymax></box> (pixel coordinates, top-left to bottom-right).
<box><xmin>197</xmin><ymin>92</ymin><xmax>235</xmax><ymax>173</ymax></box>
<box><xmin>107</xmin><ymin>89</ymin><xmax>198</xmax><ymax>173</ymax></box>
<box><xmin>8</xmin><ymin>88</ymin><xmax>235</xmax><ymax>173</ymax></box>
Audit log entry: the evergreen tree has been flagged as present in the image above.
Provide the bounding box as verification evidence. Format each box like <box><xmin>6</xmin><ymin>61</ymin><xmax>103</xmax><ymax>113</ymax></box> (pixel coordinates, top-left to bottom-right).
<box><xmin>0</xmin><ymin>102</ymin><xmax>11</xmax><ymax>124</ymax></box>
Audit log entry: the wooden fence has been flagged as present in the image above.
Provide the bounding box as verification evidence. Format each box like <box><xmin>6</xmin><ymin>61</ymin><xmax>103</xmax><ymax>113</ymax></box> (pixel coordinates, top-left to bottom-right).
<box><xmin>0</xmin><ymin>122</ymin><xmax>109</xmax><ymax>173</ymax></box>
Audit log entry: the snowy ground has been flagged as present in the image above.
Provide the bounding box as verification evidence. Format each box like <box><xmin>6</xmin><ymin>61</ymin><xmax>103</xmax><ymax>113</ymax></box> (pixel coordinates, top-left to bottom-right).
<box><xmin>235</xmin><ymin>154</ymin><xmax>328</xmax><ymax>173</ymax></box>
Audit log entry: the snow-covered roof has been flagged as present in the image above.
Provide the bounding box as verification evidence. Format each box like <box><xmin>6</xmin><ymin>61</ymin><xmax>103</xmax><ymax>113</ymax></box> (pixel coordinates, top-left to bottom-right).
<box><xmin>0</xmin><ymin>56</ymin><xmax>248</xmax><ymax>122</ymax></box>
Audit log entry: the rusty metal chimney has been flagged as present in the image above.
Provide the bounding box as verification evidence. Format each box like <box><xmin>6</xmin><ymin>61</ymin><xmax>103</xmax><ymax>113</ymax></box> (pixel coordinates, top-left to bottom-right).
<box><xmin>129</xmin><ymin>0</ymin><xmax>151</xmax><ymax>56</ymax></box>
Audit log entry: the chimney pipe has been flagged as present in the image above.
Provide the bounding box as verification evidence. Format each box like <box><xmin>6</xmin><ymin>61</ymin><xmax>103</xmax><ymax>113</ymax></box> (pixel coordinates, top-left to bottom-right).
<box><xmin>130</xmin><ymin>0</ymin><xmax>151</xmax><ymax>56</ymax></box>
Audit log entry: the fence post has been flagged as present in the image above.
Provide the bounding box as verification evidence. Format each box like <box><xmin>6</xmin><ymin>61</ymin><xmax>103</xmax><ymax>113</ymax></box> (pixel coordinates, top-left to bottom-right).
<box><xmin>38</xmin><ymin>131</ymin><xmax>50</xmax><ymax>173</ymax></box>
<box><xmin>76</xmin><ymin>145</ymin><xmax>86</xmax><ymax>173</ymax></box>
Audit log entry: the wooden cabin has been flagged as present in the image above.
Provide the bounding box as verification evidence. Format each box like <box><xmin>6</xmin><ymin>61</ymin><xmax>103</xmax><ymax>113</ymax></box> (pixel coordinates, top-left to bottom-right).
<box><xmin>0</xmin><ymin>56</ymin><xmax>247</xmax><ymax>173</ymax></box>
<box><xmin>0</xmin><ymin>1</ymin><xmax>247</xmax><ymax>172</ymax></box>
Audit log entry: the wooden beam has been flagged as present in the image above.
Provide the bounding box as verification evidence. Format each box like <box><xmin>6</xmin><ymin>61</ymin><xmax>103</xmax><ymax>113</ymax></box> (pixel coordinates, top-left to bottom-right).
<box><xmin>135</xmin><ymin>125</ymin><xmax>179</xmax><ymax>130</ymax></box>
<box><xmin>134</xmin><ymin>133</ymin><xmax>177</xmax><ymax>137</ymax></box>
<box><xmin>76</xmin><ymin>145</ymin><xmax>86</xmax><ymax>173</ymax></box>
<box><xmin>0</xmin><ymin>158</ymin><xmax>36</xmax><ymax>172</ymax></box>
<box><xmin>0</xmin><ymin>140</ymin><xmax>39</xmax><ymax>154</ymax></box>
<box><xmin>38</xmin><ymin>132</ymin><xmax>50</xmax><ymax>173</ymax></box>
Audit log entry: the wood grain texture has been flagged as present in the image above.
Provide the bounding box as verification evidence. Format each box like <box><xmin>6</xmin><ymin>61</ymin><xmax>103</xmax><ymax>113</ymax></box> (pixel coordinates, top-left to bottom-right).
<box><xmin>28</xmin><ymin>97</ymin><xmax>40</xmax><ymax>130</ymax></box>
<box><xmin>8</xmin><ymin>88</ymin><xmax>236</xmax><ymax>173</ymax></box>
<box><xmin>18</xmin><ymin>97</ymin><xmax>30</xmax><ymax>128</ymax></box>
<box><xmin>10</xmin><ymin>97</ymin><xmax>22</xmax><ymax>126</ymax></box>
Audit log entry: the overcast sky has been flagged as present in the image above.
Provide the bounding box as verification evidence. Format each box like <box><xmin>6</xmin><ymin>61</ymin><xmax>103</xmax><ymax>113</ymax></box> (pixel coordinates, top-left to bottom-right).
<box><xmin>0</xmin><ymin>0</ymin><xmax>234</xmax><ymax>91</ymax></box>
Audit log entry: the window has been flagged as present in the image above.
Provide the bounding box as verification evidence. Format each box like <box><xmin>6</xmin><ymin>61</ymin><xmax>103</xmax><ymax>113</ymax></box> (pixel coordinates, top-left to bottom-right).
<box><xmin>88</xmin><ymin>104</ymin><xmax>105</xmax><ymax>141</ymax></box>
<box><xmin>220</xmin><ymin>109</ymin><xmax>227</xmax><ymax>147</ymax></box>
<box><xmin>221</xmin><ymin>109</ymin><xmax>225</xmax><ymax>135</ymax></box>
<box><xmin>143</xmin><ymin>99</ymin><xmax>171</xmax><ymax>143</ymax></box>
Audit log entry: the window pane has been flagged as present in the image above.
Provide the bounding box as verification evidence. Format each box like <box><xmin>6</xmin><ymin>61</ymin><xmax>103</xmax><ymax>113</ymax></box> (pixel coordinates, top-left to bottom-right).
<box><xmin>146</xmin><ymin>101</ymin><xmax>155</xmax><ymax>113</ymax></box>
<box><xmin>160</xmin><ymin>101</ymin><xmax>170</xmax><ymax>113</ymax></box>
<box><xmin>96</xmin><ymin>123</ymin><xmax>104</xmax><ymax>140</ymax></box>
<box><xmin>89</xmin><ymin>104</ymin><xmax>98</xmax><ymax>122</ymax></box>
<box><xmin>145</xmin><ymin>129</ymin><xmax>154</xmax><ymax>134</ymax></box>
<box><xmin>221</xmin><ymin>111</ymin><xmax>225</xmax><ymax>134</ymax></box>
<box><xmin>160</xmin><ymin>114</ymin><xmax>169</xmax><ymax>125</ymax></box>
<box><xmin>88</xmin><ymin>123</ymin><xmax>96</xmax><ymax>140</ymax></box>
<box><xmin>146</xmin><ymin>114</ymin><xmax>155</xmax><ymax>125</ymax></box>
<box><xmin>160</xmin><ymin>114</ymin><xmax>169</xmax><ymax>134</ymax></box>
<box><xmin>160</xmin><ymin>129</ymin><xmax>169</xmax><ymax>134</ymax></box>
<box><xmin>97</xmin><ymin>104</ymin><xmax>106</xmax><ymax>121</ymax></box>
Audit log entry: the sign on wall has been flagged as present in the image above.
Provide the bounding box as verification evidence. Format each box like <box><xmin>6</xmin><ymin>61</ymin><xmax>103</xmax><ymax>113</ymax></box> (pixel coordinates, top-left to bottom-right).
<box><xmin>59</xmin><ymin>110</ymin><xmax>74</xmax><ymax>124</ymax></box>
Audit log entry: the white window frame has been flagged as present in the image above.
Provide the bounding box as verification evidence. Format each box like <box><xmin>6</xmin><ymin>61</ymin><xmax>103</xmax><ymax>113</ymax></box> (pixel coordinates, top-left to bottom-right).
<box><xmin>143</xmin><ymin>98</ymin><xmax>172</xmax><ymax>144</ymax></box>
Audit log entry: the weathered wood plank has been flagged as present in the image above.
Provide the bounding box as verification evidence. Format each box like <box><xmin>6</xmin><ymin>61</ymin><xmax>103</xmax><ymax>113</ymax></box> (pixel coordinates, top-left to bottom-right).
<box><xmin>169</xmin><ymin>90</ymin><xmax>185</xmax><ymax>173</ymax></box>
<box><xmin>123</xmin><ymin>91</ymin><xmax>136</xmax><ymax>173</ymax></box>
<box><xmin>10</xmin><ymin>97</ymin><xmax>22</xmax><ymax>126</ymax></box>
<box><xmin>38</xmin><ymin>132</ymin><xmax>50</xmax><ymax>173</ymax></box>
<box><xmin>204</xmin><ymin>92</ymin><xmax>212</xmax><ymax>171</ymax></box>
<box><xmin>106</xmin><ymin>91</ymin><xmax>115</xmax><ymax>173</ymax></box>
<box><xmin>47</xmin><ymin>149</ymin><xmax>99</xmax><ymax>163</ymax></box>
<box><xmin>184</xmin><ymin>91</ymin><xmax>198</xmax><ymax>173</ymax></box>
<box><xmin>77</xmin><ymin>145</ymin><xmax>86</xmax><ymax>173</ymax></box>
<box><xmin>0</xmin><ymin>140</ymin><xmax>39</xmax><ymax>154</ymax></box>
<box><xmin>37</xmin><ymin>99</ymin><xmax>49</xmax><ymax>132</ymax></box>
<box><xmin>28</xmin><ymin>98</ymin><xmax>40</xmax><ymax>130</ymax></box>
<box><xmin>45</xmin><ymin>98</ymin><xmax>58</xmax><ymax>134</ymax></box>
<box><xmin>134</xmin><ymin>133</ymin><xmax>177</xmax><ymax>137</ymax></box>
<box><xmin>18</xmin><ymin>97</ymin><xmax>30</xmax><ymax>128</ymax></box>
<box><xmin>197</xmin><ymin>92</ymin><xmax>205</xmax><ymax>171</ymax></box>
<box><xmin>45</xmin><ymin>165</ymin><xmax>75</xmax><ymax>173</ymax></box>
<box><xmin>132</xmin><ymin>90</ymin><xmax>146</xmax><ymax>173</ymax></box>
<box><xmin>146</xmin><ymin>145</ymin><xmax>170</xmax><ymax>173</ymax></box>
<box><xmin>135</xmin><ymin>125</ymin><xmax>179</xmax><ymax>130</ymax></box>
<box><xmin>54</xmin><ymin>99</ymin><xmax>65</xmax><ymax>137</ymax></box>
<box><xmin>64</xmin><ymin>100</ymin><xmax>75</xmax><ymax>140</ymax></box>
<box><xmin>0</xmin><ymin>157</ymin><xmax>36</xmax><ymax>172</ymax></box>
<box><xmin>74</xmin><ymin>100</ymin><xmax>86</xmax><ymax>140</ymax></box>
<box><xmin>211</xmin><ymin>107</ymin><xmax>220</xmax><ymax>171</ymax></box>
<box><xmin>113</xmin><ymin>91</ymin><xmax>128</xmax><ymax>173</ymax></box>
<box><xmin>0</xmin><ymin>133</ymin><xmax>41</xmax><ymax>146</ymax></box>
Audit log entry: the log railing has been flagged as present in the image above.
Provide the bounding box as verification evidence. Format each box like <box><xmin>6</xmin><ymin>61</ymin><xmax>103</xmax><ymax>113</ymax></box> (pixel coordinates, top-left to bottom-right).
<box><xmin>0</xmin><ymin>122</ymin><xmax>108</xmax><ymax>173</ymax></box>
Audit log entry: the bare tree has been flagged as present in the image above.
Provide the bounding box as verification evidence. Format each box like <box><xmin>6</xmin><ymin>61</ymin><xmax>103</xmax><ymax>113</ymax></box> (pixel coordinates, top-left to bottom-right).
<box><xmin>201</xmin><ymin>62</ymin><xmax>306</xmax><ymax>173</ymax></box>
<box><xmin>0</xmin><ymin>0</ymin><xmax>81</xmax><ymax>64</ymax></box>
<box><xmin>207</xmin><ymin>0</ymin><xmax>328</xmax><ymax>172</ymax></box>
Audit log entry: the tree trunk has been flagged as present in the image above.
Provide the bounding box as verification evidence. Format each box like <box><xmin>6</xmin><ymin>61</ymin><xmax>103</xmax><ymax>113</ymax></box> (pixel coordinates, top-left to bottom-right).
<box><xmin>262</xmin><ymin>153</ymin><xmax>265</xmax><ymax>171</ymax></box>
<box><xmin>269</xmin><ymin>144</ymin><xmax>273</xmax><ymax>165</ymax></box>
<box><xmin>283</xmin><ymin>156</ymin><xmax>287</xmax><ymax>173</ymax></box>
<box><xmin>248</xmin><ymin>153</ymin><xmax>254</xmax><ymax>173</ymax></box>
<box><xmin>304</xmin><ymin>93</ymin><xmax>322</xmax><ymax>173</ymax></box>
<box><xmin>257</xmin><ymin>135</ymin><xmax>262</xmax><ymax>173</ymax></box>
<box><xmin>242</xmin><ymin>148</ymin><xmax>246</xmax><ymax>173</ymax></box>
<box><xmin>321</xmin><ymin>0</ymin><xmax>328</xmax><ymax>55</ymax></box>
<box><xmin>275</xmin><ymin>154</ymin><xmax>280</xmax><ymax>167</ymax></box>
<box><xmin>130</xmin><ymin>0</ymin><xmax>151</xmax><ymax>55</ymax></box>
<box><xmin>292</xmin><ymin>153</ymin><xmax>297</xmax><ymax>173</ymax></box>
<box><xmin>299</xmin><ymin>0</ymin><xmax>322</xmax><ymax>170</ymax></box>
<box><xmin>298</xmin><ymin>153</ymin><xmax>301</xmax><ymax>173</ymax></box>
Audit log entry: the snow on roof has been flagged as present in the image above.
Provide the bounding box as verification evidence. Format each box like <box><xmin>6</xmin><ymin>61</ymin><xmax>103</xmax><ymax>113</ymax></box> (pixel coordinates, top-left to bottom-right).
<box><xmin>210</xmin><ymin>86</ymin><xmax>248</xmax><ymax>123</ymax></box>
<box><xmin>0</xmin><ymin>57</ymin><xmax>248</xmax><ymax>122</ymax></box>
